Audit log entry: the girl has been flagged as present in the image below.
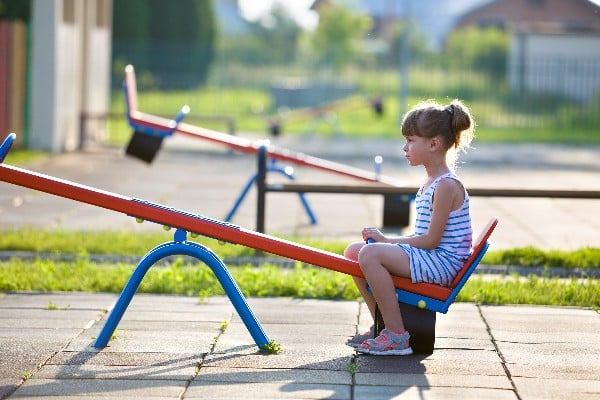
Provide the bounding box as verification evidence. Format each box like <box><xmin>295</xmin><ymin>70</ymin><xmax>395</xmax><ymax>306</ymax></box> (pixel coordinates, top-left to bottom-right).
<box><xmin>344</xmin><ymin>99</ymin><xmax>475</xmax><ymax>355</ymax></box>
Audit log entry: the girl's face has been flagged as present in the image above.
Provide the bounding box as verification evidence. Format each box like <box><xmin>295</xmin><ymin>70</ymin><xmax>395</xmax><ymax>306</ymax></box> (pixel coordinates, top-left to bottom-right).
<box><xmin>402</xmin><ymin>135</ymin><xmax>432</xmax><ymax>166</ymax></box>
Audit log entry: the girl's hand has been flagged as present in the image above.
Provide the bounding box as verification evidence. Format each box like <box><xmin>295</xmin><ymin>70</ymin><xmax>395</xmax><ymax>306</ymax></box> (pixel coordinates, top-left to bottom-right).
<box><xmin>362</xmin><ymin>227</ymin><xmax>385</xmax><ymax>243</ymax></box>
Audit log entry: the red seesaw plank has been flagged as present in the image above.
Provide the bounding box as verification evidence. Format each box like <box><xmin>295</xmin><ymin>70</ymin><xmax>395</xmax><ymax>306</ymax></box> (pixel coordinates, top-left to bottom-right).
<box><xmin>0</xmin><ymin>162</ymin><xmax>452</xmax><ymax>301</ymax></box>
<box><xmin>0</xmin><ymin>163</ymin><xmax>357</xmax><ymax>273</ymax></box>
<box><xmin>176</xmin><ymin>121</ymin><xmax>401</xmax><ymax>185</ymax></box>
<box><xmin>123</xmin><ymin>64</ymin><xmax>400</xmax><ymax>186</ymax></box>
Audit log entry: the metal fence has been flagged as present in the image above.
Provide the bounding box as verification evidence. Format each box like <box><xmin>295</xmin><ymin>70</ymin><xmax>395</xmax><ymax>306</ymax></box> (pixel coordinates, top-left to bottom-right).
<box><xmin>111</xmin><ymin>49</ymin><xmax>600</xmax><ymax>134</ymax></box>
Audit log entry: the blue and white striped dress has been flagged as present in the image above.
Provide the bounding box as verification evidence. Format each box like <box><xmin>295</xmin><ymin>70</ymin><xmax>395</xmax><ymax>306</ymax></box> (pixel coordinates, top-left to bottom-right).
<box><xmin>397</xmin><ymin>172</ymin><xmax>472</xmax><ymax>286</ymax></box>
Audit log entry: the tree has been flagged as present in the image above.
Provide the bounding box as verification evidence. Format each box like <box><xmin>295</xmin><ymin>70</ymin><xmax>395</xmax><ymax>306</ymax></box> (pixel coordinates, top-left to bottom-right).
<box><xmin>0</xmin><ymin>0</ymin><xmax>30</xmax><ymax>21</ymax></box>
<box><xmin>146</xmin><ymin>0</ymin><xmax>215</xmax><ymax>88</ymax></box>
<box><xmin>309</xmin><ymin>2</ymin><xmax>372</xmax><ymax>71</ymax></box>
<box><xmin>112</xmin><ymin>0</ymin><xmax>150</xmax><ymax>85</ymax></box>
<box><xmin>112</xmin><ymin>0</ymin><xmax>216</xmax><ymax>88</ymax></box>
<box><xmin>387</xmin><ymin>19</ymin><xmax>431</xmax><ymax>66</ymax></box>
<box><xmin>445</xmin><ymin>26</ymin><xmax>509</xmax><ymax>78</ymax></box>
<box><xmin>248</xmin><ymin>2</ymin><xmax>301</xmax><ymax>64</ymax></box>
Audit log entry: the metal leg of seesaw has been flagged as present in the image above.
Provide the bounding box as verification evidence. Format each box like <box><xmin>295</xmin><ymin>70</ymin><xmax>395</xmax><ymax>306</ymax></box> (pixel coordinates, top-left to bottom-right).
<box><xmin>224</xmin><ymin>158</ymin><xmax>317</xmax><ymax>225</ymax></box>
<box><xmin>94</xmin><ymin>229</ymin><xmax>270</xmax><ymax>350</ymax></box>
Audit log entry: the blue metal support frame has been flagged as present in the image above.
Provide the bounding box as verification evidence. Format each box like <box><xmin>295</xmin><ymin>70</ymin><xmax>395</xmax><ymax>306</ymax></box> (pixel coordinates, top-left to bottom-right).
<box><xmin>94</xmin><ymin>229</ymin><xmax>270</xmax><ymax>350</ymax></box>
<box><xmin>224</xmin><ymin>157</ymin><xmax>317</xmax><ymax>225</ymax></box>
<box><xmin>0</xmin><ymin>133</ymin><xmax>15</xmax><ymax>163</ymax></box>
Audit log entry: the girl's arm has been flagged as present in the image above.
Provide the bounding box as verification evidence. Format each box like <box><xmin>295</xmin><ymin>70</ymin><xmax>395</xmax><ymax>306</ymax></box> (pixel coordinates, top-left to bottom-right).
<box><xmin>364</xmin><ymin>178</ymin><xmax>464</xmax><ymax>249</ymax></box>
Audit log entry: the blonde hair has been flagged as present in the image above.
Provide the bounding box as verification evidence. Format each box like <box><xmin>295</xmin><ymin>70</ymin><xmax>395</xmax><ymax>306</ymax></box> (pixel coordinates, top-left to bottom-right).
<box><xmin>401</xmin><ymin>99</ymin><xmax>475</xmax><ymax>152</ymax></box>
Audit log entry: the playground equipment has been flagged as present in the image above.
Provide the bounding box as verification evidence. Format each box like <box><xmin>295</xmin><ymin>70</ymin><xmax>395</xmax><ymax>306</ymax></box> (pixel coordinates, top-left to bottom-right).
<box><xmin>0</xmin><ymin>132</ymin><xmax>497</xmax><ymax>353</ymax></box>
<box><xmin>121</xmin><ymin>64</ymin><xmax>398</xmax><ymax>225</ymax></box>
<box><xmin>267</xmin><ymin>95</ymin><xmax>384</xmax><ymax>137</ymax></box>
<box><xmin>122</xmin><ymin>65</ymin><xmax>397</xmax><ymax>185</ymax></box>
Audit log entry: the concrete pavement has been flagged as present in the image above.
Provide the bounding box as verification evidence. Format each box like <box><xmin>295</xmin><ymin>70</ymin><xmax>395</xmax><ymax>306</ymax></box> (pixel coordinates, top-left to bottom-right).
<box><xmin>1</xmin><ymin>292</ymin><xmax>599</xmax><ymax>400</ymax></box>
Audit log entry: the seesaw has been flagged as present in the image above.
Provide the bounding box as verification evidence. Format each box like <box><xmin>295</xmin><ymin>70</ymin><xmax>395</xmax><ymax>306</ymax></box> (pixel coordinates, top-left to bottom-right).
<box><xmin>267</xmin><ymin>95</ymin><xmax>383</xmax><ymax>137</ymax></box>
<box><xmin>122</xmin><ymin>64</ymin><xmax>395</xmax><ymax>184</ymax></box>
<box><xmin>121</xmin><ymin>64</ymin><xmax>398</xmax><ymax>225</ymax></box>
<box><xmin>0</xmin><ymin>133</ymin><xmax>497</xmax><ymax>354</ymax></box>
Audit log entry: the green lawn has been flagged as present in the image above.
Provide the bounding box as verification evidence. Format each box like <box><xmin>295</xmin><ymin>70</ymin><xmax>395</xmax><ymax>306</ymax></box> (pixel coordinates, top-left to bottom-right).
<box><xmin>0</xmin><ymin>228</ymin><xmax>598</xmax><ymax>308</ymax></box>
<box><xmin>105</xmin><ymin>86</ymin><xmax>600</xmax><ymax>146</ymax></box>
<box><xmin>1</xmin><ymin>228</ymin><xmax>599</xmax><ymax>269</ymax></box>
<box><xmin>0</xmin><ymin>257</ymin><xmax>598</xmax><ymax>308</ymax></box>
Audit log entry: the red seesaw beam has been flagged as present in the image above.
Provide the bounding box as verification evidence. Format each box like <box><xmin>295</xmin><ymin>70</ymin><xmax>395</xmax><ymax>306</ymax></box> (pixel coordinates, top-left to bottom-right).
<box><xmin>124</xmin><ymin>64</ymin><xmax>400</xmax><ymax>186</ymax></box>
<box><xmin>0</xmin><ymin>162</ymin><xmax>360</xmax><ymax>275</ymax></box>
<box><xmin>177</xmin><ymin>123</ymin><xmax>400</xmax><ymax>185</ymax></box>
<box><xmin>0</xmin><ymin>163</ymin><xmax>452</xmax><ymax>301</ymax></box>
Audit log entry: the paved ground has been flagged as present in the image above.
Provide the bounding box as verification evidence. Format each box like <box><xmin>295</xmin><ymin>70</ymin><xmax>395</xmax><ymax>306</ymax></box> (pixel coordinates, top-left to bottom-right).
<box><xmin>0</xmin><ymin>134</ymin><xmax>599</xmax><ymax>399</ymax></box>
<box><xmin>1</xmin><ymin>292</ymin><xmax>599</xmax><ymax>400</ymax></box>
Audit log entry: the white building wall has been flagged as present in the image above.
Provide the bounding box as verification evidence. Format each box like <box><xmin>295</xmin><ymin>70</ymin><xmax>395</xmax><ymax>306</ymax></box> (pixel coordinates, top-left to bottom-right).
<box><xmin>56</xmin><ymin>1</ymin><xmax>83</xmax><ymax>152</ymax></box>
<box><xmin>509</xmin><ymin>33</ymin><xmax>600</xmax><ymax>102</ymax></box>
<box><xmin>29</xmin><ymin>0</ymin><xmax>58</xmax><ymax>151</ymax></box>
<box><xmin>82</xmin><ymin>0</ymin><xmax>112</xmax><ymax>143</ymax></box>
<box><xmin>29</xmin><ymin>0</ymin><xmax>112</xmax><ymax>152</ymax></box>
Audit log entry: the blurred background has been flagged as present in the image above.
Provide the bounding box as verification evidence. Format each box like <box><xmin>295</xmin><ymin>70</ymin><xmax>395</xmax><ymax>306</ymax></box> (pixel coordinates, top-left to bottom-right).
<box><xmin>1</xmin><ymin>0</ymin><xmax>599</xmax><ymax>151</ymax></box>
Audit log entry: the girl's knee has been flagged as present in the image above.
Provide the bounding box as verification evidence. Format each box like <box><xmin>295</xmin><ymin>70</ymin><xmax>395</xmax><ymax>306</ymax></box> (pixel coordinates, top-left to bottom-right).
<box><xmin>357</xmin><ymin>244</ymin><xmax>379</xmax><ymax>269</ymax></box>
<box><xmin>344</xmin><ymin>241</ymin><xmax>364</xmax><ymax>260</ymax></box>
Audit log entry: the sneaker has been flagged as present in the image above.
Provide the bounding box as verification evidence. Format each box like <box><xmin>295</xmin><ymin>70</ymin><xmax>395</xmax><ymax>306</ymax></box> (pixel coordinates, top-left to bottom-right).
<box><xmin>345</xmin><ymin>325</ymin><xmax>374</xmax><ymax>348</ymax></box>
<box><xmin>355</xmin><ymin>328</ymin><xmax>413</xmax><ymax>355</ymax></box>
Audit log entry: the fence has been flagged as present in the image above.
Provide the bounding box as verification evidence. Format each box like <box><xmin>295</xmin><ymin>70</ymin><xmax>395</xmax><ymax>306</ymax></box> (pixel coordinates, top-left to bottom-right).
<box><xmin>112</xmin><ymin>54</ymin><xmax>599</xmax><ymax>135</ymax></box>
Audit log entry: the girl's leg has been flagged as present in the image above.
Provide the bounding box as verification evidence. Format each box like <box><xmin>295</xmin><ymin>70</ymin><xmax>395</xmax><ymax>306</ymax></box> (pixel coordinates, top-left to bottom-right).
<box><xmin>357</xmin><ymin>243</ymin><xmax>411</xmax><ymax>334</ymax></box>
<box><xmin>344</xmin><ymin>242</ymin><xmax>377</xmax><ymax>319</ymax></box>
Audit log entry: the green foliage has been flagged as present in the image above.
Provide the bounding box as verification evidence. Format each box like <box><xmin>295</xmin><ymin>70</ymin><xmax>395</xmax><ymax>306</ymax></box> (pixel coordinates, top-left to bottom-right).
<box><xmin>445</xmin><ymin>26</ymin><xmax>509</xmax><ymax>78</ymax></box>
<box><xmin>0</xmin><ymin>229</ymin><xmax>598</xmax><ymax>308</ymax></box>
<box><xmin>386</xmin><ymin>19</ymin><xmax>432</xmax><ymax>65</ymax></box>
<box><xmin>112</xmin><ymin>0</ymin><xmax>149</xmax><ymax>42</ymax></box>
<box><xmin>232</xmin><ymin>264</ymin><xmax>359</xmax><ymax>300</ymax></box>
<box><xmin>218</xmin><ymin>5</ymin><xmax>301</xmax><ymax>67</ymax></box>
<box><xmin>0</xmin><ymin>227</ymin><xmax>168</xmax><ymax>255</ymax></box>
<box><xmin>247</xmin><ymin>3</ymin><xmax>301</xmax><ymax>65</ymax></box>
<box><xmin>146</xmin><ymin>0</ymin><xmax>215</xmax><ymax>86</ymax></box>
<box><xmin>1</xmin><ymin>258</ymin><xmax>598</xmax><ymax>308</ymax></box>
<box><xmin>0</xmin><ymin>0</ymin><xmax>30</xmax><ymax>20</ymax></box>
<box><xmin>308</xmin><ymin>2</ymin><xmax>372</xmax><ymax>70</ymax></box>
<box><xmin>2</xmin><ymin>148</ymin><xmax>45</xmax><ymax>165</ymax></box>
<box><xmin>483</xmin><ymin>247</ymin><xmax>600</xmax><ymax>269</ymax></box>
<box><xmin>459</xmin><ymin>275</ymin><xmax>600</xmax><ymax>308</ymax></box>
<box><xmin>0</xmin><ymin>258</ymin><xmax>360</xmax><ymax>299</ymax></box>
<box><xmin>112</xmin><ymin>0</ymin><xmax>216</xmax><ymax>88</ymax></box>
<box><xmin>106</xmin><ymin>64</ymin><xmax>599</xmax><ymax>142</ymax></box>
<box><xmin>0</xmin><ymin>228</ymin><xmax>598</xmax><ymax>270</ymax></box>
<box><xmin>262</xmin><ymin>340</ymin><xmax>282</xmax><ymax>354</ymax></box>
<box><xmin>112</xmin><ymin>0</ymin><xmax>151</xmax><ymax>81</ymax></box>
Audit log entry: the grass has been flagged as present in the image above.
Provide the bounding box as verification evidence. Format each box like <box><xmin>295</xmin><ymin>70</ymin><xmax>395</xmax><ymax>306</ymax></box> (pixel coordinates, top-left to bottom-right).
<box><xmin>2</xmin><ymin>148</ymin><xmax>46</xmax><ymax>165</ymax></box>
<box><xmin>1</xmin><ymin>228</ymin><xmax>599</xmax><ymax>269</ymax></box>
<box><xmin>104</xmin><ymin>83</ymin><xmax>600</xmax><ymax>146</ymax></box>
<box><xmin>0</xmin><ymin>228</ymin><xmax>343</xmax><ymax>260</ymax></box>
<box><xmin>458</xmin><ymin>274</ymin><xmax>599</xmax><ymax>307</ymax></box>
<box><xmin>0</xmin><ymin>228</ymin><xmax>599</xmax><ymax>309</ymax></box>
<box><xmin>0</xmin><ymin>257</ymin><xmax>598</xmax><ymax>309</ymax></box>
<box><xmin>483</xmin><ymin>246</ymin><xmax>600</xmax><ymax>269</ymax></box>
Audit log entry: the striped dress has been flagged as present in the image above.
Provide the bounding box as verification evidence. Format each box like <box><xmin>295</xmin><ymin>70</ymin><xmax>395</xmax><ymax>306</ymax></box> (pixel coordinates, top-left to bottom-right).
<box><xmin>397</xmin><ymin>172</ymin><xmax>472</xmax><ymax>286</ymax></box>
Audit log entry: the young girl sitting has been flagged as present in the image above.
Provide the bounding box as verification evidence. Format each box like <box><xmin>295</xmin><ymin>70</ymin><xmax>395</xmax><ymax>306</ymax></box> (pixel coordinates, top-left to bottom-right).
<box><xmin>344</xmin><ymin>99</ymin><xmax>475</xmax><ymax>355</ymax></box>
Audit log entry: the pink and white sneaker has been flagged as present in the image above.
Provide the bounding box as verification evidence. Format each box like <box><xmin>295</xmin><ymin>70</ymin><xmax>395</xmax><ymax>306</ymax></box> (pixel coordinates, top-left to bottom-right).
<box><xmin>356</xmin><ymin>328</ymin><xmax>413</xmax><ymax>355</ymax></box>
